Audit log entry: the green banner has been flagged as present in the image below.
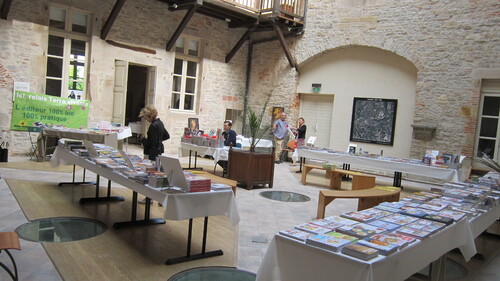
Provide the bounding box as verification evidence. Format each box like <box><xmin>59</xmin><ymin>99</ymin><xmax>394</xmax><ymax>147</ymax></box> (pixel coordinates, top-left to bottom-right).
<box><xmin>11</xmin><ymin>91</ymin><xmax>90</xmax><ymax>131</ymax></box>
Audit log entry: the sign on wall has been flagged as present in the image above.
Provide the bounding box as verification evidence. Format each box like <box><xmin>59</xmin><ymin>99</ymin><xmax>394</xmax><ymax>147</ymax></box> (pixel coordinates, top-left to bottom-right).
<box><xmin>11</xmin><ymin>91</ymin><xmax>90</xmax><ymax>131</ymax></box>
<box><xmin>350</xmin><ymin>97</ymin><xmax>398</xmax><ymax>145</ymax></box>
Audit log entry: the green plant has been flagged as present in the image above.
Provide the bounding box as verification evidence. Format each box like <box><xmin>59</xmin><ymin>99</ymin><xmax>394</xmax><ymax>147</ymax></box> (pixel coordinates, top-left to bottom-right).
<box><xmin>241</xmin><ymin>90</ymin><xmax>272</xmax><ymax>152</ymax></box>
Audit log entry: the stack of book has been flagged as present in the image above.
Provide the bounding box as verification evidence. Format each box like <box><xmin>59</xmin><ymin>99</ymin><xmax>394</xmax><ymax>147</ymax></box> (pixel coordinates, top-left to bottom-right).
<box><xmin>341</xmin><ymin>243</ymin><xmax>379</xmax><ymax>261</ymax></box>
<box><xmin>279</xmin><ymin>228</ymin><xmax>314</xmax><ymax>242</ymax></box>
<box><xmin>185</xmin><ymin>174</ymin><xmax>211</xmax><ymax>192</ymax></box>
<box><xmin>306</xmin><ymin>231</ymin><xmax>358</xmax><ymax>252</ymax></box>
<box><xmin>336</xmin><ymin>223</ymin><xmax>386</xmax><ymax>239</ymax></box>
<box><xmin>211</xmin><ymin>183</ymin><xmax>232</xmax><ymax>191</ymax></box>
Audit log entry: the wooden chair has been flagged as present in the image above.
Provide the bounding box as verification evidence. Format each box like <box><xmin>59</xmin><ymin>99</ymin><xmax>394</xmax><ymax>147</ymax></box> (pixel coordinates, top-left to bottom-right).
<box><xmin>280</xmin><ymin>139</ymin><xmax>296</xmax><ymax>162</ymax></box>
<box><xmin>0</xmin><ymin>232</ymin><xmax>21</xmax><ymax>281</ymax></box>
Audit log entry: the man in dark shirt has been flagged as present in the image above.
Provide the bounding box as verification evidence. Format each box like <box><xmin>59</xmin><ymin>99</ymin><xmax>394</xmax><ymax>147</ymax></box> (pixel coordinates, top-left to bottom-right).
<box><xmin>222</xmin><ymin>120</ymin><xmax>237</xmax><ymax>146</ymax></box>
<box><xmin>218</xmin><ymin>120</ymin><xmax>237</xmax><ymax>176</ymax></box>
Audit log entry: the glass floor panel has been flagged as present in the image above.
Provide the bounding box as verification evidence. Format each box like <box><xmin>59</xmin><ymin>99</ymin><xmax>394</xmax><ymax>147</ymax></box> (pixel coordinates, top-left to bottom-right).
<box><xmin>169</xmin><ymin>267</ymin><xmax>256</xmax><ymax>281</ymax></box>
<box><xmin>259</xmin><ymin>191</ymin><xmax>311</xmax><ymax>202</ymax></box>
<box><xmin>15</xmin><ymin>217</ymin><xmax>107</xmax><ymax>243</ymax></box>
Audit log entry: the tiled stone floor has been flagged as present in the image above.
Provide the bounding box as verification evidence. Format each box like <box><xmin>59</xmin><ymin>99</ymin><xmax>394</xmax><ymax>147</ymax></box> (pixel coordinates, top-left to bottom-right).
<box><xmin>0</xmin><ymin>145</ymin><xmax>498</xmax><ymax>280</ymax></box>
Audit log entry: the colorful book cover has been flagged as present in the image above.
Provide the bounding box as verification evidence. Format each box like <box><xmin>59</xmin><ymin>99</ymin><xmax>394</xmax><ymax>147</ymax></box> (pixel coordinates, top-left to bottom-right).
<box><xmin>368</xmin><ymin>233</ymin><xmax>414</xmax><ymax>248</ymax></box>
<box><xmin>434</xmin><ymin>210</ymin><xmax>467</xmax><ymax>221</ymax></box>
<box><xmin>295</xmin><ymin>223</ymin><xmax>331</xmax><ymax>234</ymax></box>
<box><xmin>400</xmin><ymin>207</ymin><xmax>429</xmax><ymax>218</ymax></box>
<box><xmin>386</xmin><ymin>232</ymin><xmax>418</xmax><ymax>246</ymax></box>
<box><xmin>357</xmin><ymin>238</ymin><xmax>399</xmax><ymax>255</ymax></box>
<box><xmin>367</xmin><ymin>220</ymin><xmax>401</xmax><ymax>231</ymax></box>
<box><xmin>279</xmin><ymin>228</ymin><xmax>314</xmax><ymax>242</ymax></box>
<box><xmin>405</xmin><ymin>219</ymin><xmax>446</xmax><ymax>233</ymax></box>
<box><xmin>380</xmin><ymin>214</ymin><xmax>419</xmax><ymax>225</ymax></box>
<box><xmin>422</xmin><ymin>214</ymin><xmax>455</xmax><ymax>225</ymax></box>
<box><xmin>340</xmin><ymin>211</ymin><xmax>377</xmax><ymax>223</ymax></box>
<box><xmin>324</xmin><ymin>216</ymin><xmax>359</xmax><ymax>226</ymax></box>
<box><xmin>396</xmin><ymin>226</ymin><xmax>432</xmax><ymax>239</ymax></box>
<box><xmin>341</xmin><ymin>243</ymin><xmax>379</xmax><ymax>261</ymax></box>
<box><xmin>373</xmin><ymin>205</ymin><xmax>402</xmax><ymax>213</ymax></box>
<box><xmin>336</xmin><ymin>223</ymin><xmax>386</xmax><ymax>238</ymax></box>
<box><xmin>306</xmin><ymin>233</ymin><xmax>358</xmax><ymax>252</ymax></box>
<box><xmin>419</xmin><ymin>202</ymin><xmax>448</xmax><ymax>212</ymax></box>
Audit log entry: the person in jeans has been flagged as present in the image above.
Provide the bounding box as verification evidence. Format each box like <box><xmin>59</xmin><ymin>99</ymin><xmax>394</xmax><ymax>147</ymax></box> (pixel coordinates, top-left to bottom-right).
<box><xmin>272</xmin><ymin>112</ymin><xmax>288</xmax><ymax>164</ymax></box>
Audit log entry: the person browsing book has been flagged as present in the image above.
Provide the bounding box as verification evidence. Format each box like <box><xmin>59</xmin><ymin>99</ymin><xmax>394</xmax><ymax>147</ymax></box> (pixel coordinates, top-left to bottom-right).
<box><xmin>139</xmin><ymin>105</ymin><xmax>170</xmax><ymax>161</ymax></box>
<box><xmin>138</xmin><ymin>105</ymin><xmax>170</xmax><ymax>205</ymax></box>
<box><xmin>272</xmin><ymin>112</ymin><xmax>288</xmax><ymax>164</ymax></box>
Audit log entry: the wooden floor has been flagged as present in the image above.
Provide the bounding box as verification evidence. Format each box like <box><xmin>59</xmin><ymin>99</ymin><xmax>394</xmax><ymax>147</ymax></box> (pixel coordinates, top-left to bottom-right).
<box><xmin>6</xmin><ymin>179</ymin><xmax>237</xmax><ymax>280</ymax></box>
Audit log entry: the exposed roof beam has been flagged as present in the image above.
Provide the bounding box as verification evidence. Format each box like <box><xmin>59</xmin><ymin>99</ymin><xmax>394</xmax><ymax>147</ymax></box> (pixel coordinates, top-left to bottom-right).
<box><xmin>272</xmin><ymin>20</ymin><xmax>298</xmax><ymax>71</ymax></box>
<box><xmin>166</xmin><ymin>3</ymin><xmax>200</xmax><ymax>51</ymax></box>
<box><xmin>1</xmin><ymin>0</ymin><xmax>12</xmax><ymax>20</ymax></box>
<box><xmin>225</xmin><ymin>26</ymin><xmax>255</xmax><ymax>63</ymax></box>
<box><xmin>101</xmin><ymin>0</ymin><xmax>127</xmax><ymax>40</ymax></box>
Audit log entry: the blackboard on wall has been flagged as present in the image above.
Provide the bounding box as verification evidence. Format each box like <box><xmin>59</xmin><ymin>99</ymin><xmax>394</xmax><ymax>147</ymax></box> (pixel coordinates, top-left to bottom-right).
<box><xmin>350</xmin><ymin>98</ymin><xmax>398</xmax><ymax>145</ymax></box>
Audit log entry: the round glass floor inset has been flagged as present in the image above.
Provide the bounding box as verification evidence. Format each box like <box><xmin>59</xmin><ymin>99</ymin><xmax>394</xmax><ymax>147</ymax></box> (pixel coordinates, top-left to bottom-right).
<box><xmin>168</xmin><ymin>267</ymin><xmax>256</xmax><ymax>281</ymax></box>
<box><xmin>15</xmin><ymin>217</ymin><xmax>107</xmax><ymax>243</ymax></box>
<box><xmin>259</xmin><ymin>191</ymin><xmax>311</xmax><ymax>202</ymax></box>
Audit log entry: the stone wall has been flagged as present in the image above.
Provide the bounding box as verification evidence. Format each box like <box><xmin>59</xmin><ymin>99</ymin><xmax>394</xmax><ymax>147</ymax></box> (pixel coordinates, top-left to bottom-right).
<box><xmin>0</xmin><ymin>0</ymin><xmax>248</xmax><ymax>155</ymax></box>
<box><xmin>249</xmin><ymin>0</ymin><xmax>500</xmax><ymax>159</ymax></box>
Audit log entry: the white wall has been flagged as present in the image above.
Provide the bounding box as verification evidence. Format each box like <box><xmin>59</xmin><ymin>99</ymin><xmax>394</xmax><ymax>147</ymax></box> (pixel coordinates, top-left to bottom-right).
<box><xmin>297</xmin><ymin>46</ymin><xmax>417</xmax><ymax>157</ymax></box>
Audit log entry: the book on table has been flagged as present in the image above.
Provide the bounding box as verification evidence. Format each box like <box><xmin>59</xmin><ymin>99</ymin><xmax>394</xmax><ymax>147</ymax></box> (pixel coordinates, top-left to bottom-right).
<box><xmin>305</xmin><ymin>231</ymin><xmax>358</xmax><ymax>252</ymax></box>
<box><xmin>404</xmin><ymin>219</ymin><xmax>446</xmax><ymax>234</ymax></box>
<box><xmin>324</xmin><ymin>216</ymin><xmax>359</xmax><ymax>225</ymax></box>
<box><xmin>295</xmin><ymin>222</ymin><xmax>332</xmax><ymax>234</ymax></box>
<box><xmin>340</xmin><ymin>211</ymin><xmax>378</xmax><ymax>223</ymax></box>
<box><xmin>341</xmin><ymin>243</ymin><xmax>379</xmax><ymax>261</ymax></box>
<box><xmin>367</xmin><ymin>219</ymin><xmax>401</xmax><ymax>231</ymax></box>
<box><xmin>380</xmin><ymin>214</ymin><xmax>420</xmax><ymax>226</ymax></box>
<box><xmin>279</xmin><ymin>228</ymin><xmax>314</xmax><ymax>242</ymax></box>
<box><xmin>357</xmin><ymin>238</ymin><xmax>399</xmax><ymax>255</ymax></box>
<box><xmin>336</xmin><ymin>223</ymin><xmax>386</xmax><ymax>239</ymax></box>
<box><xmin>422</xmin><ymin>214</ymin><xmax>455</xmax><ymax>225</ymax></box>
<box><xmin>400</xmin><ymin>207</ymin><xmax>429</xmax><ymax>218</ymax></box>
<box><xmin>395</xmin><ymin>226</ymin><xmax>433</xmax><ymax>239</ymax></box>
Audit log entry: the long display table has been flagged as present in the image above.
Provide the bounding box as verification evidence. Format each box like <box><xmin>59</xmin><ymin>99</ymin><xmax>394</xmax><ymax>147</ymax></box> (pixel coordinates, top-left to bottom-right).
<box><xmin>296</xmin><ymin>148</ymin><xmax>460</xmax><ymax>183</ymax></box>
<box><xmin>256</xmin><ymin>204</ymin><xmax>500</xmax><ymax>281</ymax></box>
<box><xmin>50</xmin><ymin>145</ymin><xmax>240</xmax><ymax>264</ymax></box>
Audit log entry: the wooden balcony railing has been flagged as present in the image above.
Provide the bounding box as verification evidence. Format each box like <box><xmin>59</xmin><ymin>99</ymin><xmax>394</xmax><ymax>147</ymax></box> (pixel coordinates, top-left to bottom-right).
<box><xmin>219</xmin><ymin>0</ymin><xmax>306</xmax><ymax>22</ymax></box>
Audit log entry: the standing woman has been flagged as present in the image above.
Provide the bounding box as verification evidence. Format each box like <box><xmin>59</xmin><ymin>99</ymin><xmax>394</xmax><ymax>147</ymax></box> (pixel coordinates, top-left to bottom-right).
<box><xmin>291</xmin><ymin>117</ymin><xmax>306</xmax><ymax>166</ymax></box>
<box><xmin>296</xmin><ymin>117</ymin><xmax>307</xmax><ymax>147</ymax></box>
<box><xmin>139</xmin><ymin>105</ymin><xmax>170</xmax><ymax>161</ymax></box>
<box><xmin>138</xmin><ymin>105</ymin><xmax>169</xmax><ymax>204</ymax></box>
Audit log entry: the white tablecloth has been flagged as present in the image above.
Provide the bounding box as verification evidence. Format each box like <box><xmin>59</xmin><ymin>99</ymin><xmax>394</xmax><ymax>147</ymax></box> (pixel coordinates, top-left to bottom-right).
<box><xmin>256</xmin><ymin>204</ymin><xmax>500</xmax><ymax>281</ymax></box>
<box><xmin>295</xmin><ymin>149</ymin><xmax>460</xmax><ymax>182</ymax></box>
<box><xmin>50</xmin><ymin>146</ymin><xmax>239</xmax><ymax>225</ymax></box>
<box><xmin>179</xmin><ymin>142</ymin><xmax>230</xmax><ymax>162</ymax></box>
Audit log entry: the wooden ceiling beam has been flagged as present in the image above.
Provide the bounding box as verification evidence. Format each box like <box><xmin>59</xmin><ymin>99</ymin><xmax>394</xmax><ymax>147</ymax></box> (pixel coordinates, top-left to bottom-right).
<box><xmin>166</xmin><ymin>2</ymin><xmax>200</xmax><ymax>51</ymax></box>
<box><xmin>225</xmin><ymin>26</ymin><xmax>256</xmax><ymax>63</ymax></box>
<box><xmin>272</xmin><ymin>20</ymin><xmax>298</xmax><ymax>71</ymax></box>
<box><xmin>101</xmin><ymin>0</ymin><xmax>127</xmax><ymax>40</ymax></box>
<box><xmin>1</xmin><ymin>0</ymin><xmax>12</xmax><ymax>20</ymax></box>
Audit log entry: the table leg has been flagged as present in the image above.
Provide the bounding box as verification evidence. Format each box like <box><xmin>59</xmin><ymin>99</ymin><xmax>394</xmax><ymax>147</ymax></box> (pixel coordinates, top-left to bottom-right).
<box><xmin>317</xmin><ymin>192</ymin><xmax>336</xmax><ymax>219</ymax></box>
<box><xmin>165</xmin><ymin>217</ymin><xmax>223</xmax><ymax>265</ymax></box>
<box><xmin>113</xmin><ymin>191</ymin><xmax>165</xmax><ymax>229</ymax></box>
<box><xmin>295</xmin><ymin>157</ymin><xmax>304</xmax><ymax>174</ymax></box>
<box><xmin>393</xmin><ymin>171</ymin><xmax>403</xmax><ymax>188</ymax></box>
<box><xmin>58</xmin><ymin>166</ymin><xmax>96</xmax><ymax>186</ymax></box>
<box><xmin>183</xmin><ymin>150</ymin><xmax>203</xmax><ymax>170</ymax></box>
<box><xmin>79</xmin><ymin>177</ymin><xmax>125</xmax><ymax>204</ymax></box>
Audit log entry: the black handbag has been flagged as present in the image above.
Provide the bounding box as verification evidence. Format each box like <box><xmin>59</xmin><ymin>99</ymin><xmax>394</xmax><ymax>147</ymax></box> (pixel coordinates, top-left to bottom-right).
<box><xmin>0</xmin><ymin>142</ymin><xmax>9</xmax><ymax>162</ymax></box>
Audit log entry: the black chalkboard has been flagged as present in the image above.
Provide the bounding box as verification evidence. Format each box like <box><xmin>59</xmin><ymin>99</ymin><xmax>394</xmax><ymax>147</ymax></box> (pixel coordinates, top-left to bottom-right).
<box><xmin>350</xmin><ymin>98</ymin><xmax>398</xmax><ymax>145</ymax></box>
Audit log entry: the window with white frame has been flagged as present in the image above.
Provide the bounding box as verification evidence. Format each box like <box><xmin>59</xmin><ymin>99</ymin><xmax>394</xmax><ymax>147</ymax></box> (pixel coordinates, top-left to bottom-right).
<box><xmin>45</xmin><ymin>6</ymin><xmax>90</xmax><ymax>99</ymax></box>
<box><xmin>171</xmin><ymin>37</ymin><xmax>201</xmax><ymax>111</ymax></box>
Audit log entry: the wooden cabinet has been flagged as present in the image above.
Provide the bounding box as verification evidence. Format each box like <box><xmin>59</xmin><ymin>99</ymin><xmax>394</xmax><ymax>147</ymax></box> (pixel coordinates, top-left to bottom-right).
<box><xmin>227</xmin><ymin>148</ymin><xmax>275</xmax><ymax>190</ymax></box>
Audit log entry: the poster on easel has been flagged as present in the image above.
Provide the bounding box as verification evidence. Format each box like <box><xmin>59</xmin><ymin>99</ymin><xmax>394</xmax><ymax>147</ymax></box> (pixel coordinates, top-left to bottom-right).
<box><xmin>10</xmin><ymin>91</ymin><xmax>90</xmax><ymax>131</ymax></box>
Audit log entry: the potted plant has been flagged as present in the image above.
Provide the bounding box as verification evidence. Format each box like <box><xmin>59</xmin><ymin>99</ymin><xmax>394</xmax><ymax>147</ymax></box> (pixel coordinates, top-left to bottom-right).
<box><xmin>227</xmin><ymin>92</ymin><xmax>275</xmax><ymax>189</ymax></box>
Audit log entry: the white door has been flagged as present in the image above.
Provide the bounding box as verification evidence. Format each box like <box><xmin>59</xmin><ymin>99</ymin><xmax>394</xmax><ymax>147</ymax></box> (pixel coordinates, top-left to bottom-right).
<box><xmin>475</xmin><ymin>79</ymin><xmax>500</xmax><ymax>163</ymax></box>
<box><xmin>112</xmin><ymin>60</ymin><xmax>128</xmax><ymax>124</ymax></box>
<box><xmin>299</xmin><ymin>94</ymin><xmax>334</xmax><ymax>148</ymax></box>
